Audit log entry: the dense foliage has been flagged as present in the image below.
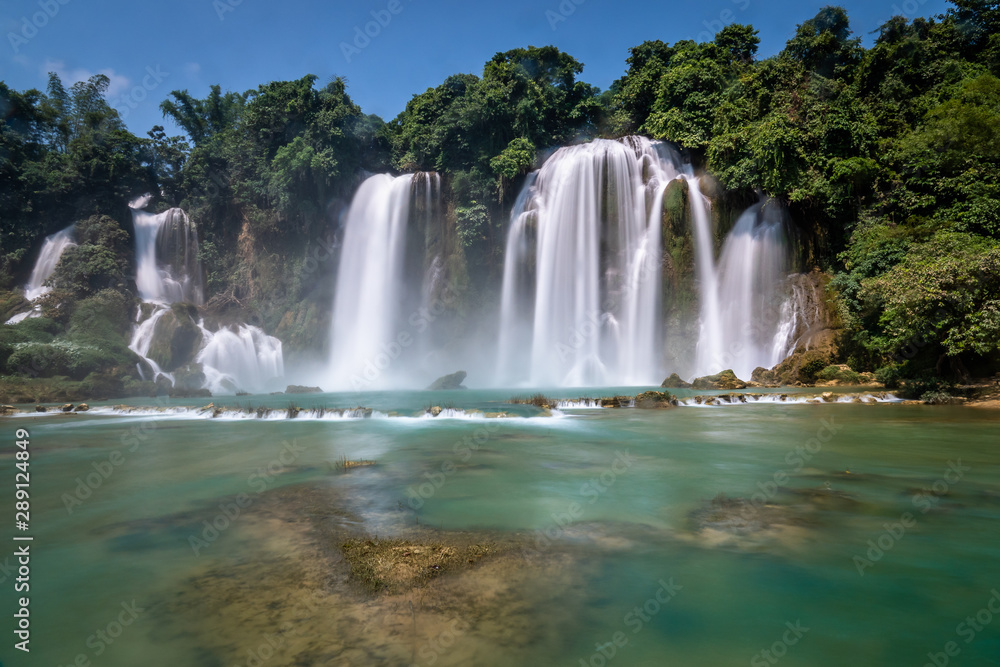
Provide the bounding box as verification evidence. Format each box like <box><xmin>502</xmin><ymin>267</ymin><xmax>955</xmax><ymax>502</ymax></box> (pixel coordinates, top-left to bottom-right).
<box><xmin>1</xmin><ymin>0</ymin><xmax>998</xmax><ymax>389</ymax></box>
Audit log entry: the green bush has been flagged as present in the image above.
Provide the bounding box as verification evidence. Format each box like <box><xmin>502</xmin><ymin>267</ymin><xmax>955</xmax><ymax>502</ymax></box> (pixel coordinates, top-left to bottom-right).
<box><xmin>899</xmin><ymin>376</ymin><xmax>953</xmax><ymax>400</ymax></box>
<box><xmin>69</xmin><ymin>290</ymin><xmax>134</xmax><ymax>341</ymax></box>
<box><xmin>816</xmin><ymin>365</ymin><xmax>862</xmax><ymax>383</ymax></box>
<box><xmin>874</xmin><ymin>365</ymin><xmax>902</xmax><ymax>389</ymax></box>
<box><xmin>801</xmin><ymin>359</ymin><xmax>827</xmax><ymax>382</ymax></box>
<box><xmin>920</xmin><ymin>390</ymin><xmax>957</xmax><ymax>405</ymax></box>
<box><xmin>6</xmin><ymin>343</ymin><xmax>71</xmax><ymax>377</ymax></box>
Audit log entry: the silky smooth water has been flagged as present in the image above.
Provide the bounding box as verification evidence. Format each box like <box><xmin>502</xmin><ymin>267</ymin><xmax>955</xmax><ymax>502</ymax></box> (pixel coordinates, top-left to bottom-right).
<box><xmin>3</xmin><ymin>392</ymin><xmax>998</xmax><ymax>666</ymax></box>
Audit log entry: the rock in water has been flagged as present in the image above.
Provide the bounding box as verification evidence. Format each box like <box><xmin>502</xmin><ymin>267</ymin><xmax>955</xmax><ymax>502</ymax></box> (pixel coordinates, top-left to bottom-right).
<box><xmin>634</xmin><ymin>391</ymin><xmax>677</xmax><ymax>408</ymax></box>
<box><xmin>427</xmin><ymin>371</ymin><xmax>467</xmax><ymax>391</ymax></box>
<box><xmin>690</xmin><ymin>369</ymin><xmax>747</xmax><ymax>390</ymax></box>
<box><xmin>660</xmin><ymin>373</ymin><xmax>692</xmax><ymax>389</ymax></box>
<box><xmin>286</xmin><ymin>385</ymin><xmax>323</xmax><ymax>394</ymax></box>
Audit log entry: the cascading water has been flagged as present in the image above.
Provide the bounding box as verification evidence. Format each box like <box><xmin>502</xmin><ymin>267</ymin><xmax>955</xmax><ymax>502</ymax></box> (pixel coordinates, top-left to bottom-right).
<box><xmin>131</xmin><ymin>204</ymin><xmax>204</xmax><ymax>305</ymax></box>
<box><xmin>496</xmin><ymin>137</ymin><xmax>683</xmax><ymax>386</ymax></box>
<box><xmin>693</xmin><ymin>198</ymin><xmax>796</xmax><ymax>379</ymax></box>
<box><xmin>197</xmin><ymin>322</ymin><xmax>284</xmax><ymax>394</ymax></box>
<box><xmin>326</xmin><ymin>172</ymin><xmax>440</xmax><ymax>390</ymax></box>
<box><xmin>5</xmin><ymin>225</ymin><xmax>76</xmax><ymax>324</ymax></box>
<box><xmin>127</xmin><ymin>196</ymin><xmax>283</xmax><ymax>393</ymax></box>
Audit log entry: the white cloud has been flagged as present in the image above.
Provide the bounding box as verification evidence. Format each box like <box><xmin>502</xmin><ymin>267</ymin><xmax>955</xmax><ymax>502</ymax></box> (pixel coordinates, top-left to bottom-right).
<box><xmin>41</xmin><ymin>59</ymin><xmax>131</xmax><ymax>99</ymax></box>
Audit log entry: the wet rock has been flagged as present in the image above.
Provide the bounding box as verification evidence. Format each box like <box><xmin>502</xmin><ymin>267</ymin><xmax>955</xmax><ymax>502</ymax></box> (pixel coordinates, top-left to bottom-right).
<box><xmin>634</xmin><ymin>390</ymin><xmax>677</xmax><ymax>408</ymax></box>
<box><xmin>286</xmin><ymin>385</ymin><xmax>323</xmax><ymax>394</ymax></box>
<box><xmin>821</xmin><ymin>392</ymin><xmax>835</xmax><ymax>402</ymax></box>
<box><xmin>60</xmin><ymin>403</ymin><xmax>74</xmax><ymax>412</ymax></box>
<box><xmin>427</xmin><ymin>371</ymin><xmax>467</xmax><ymax>391</ymax></box>
<box><xmin>35</xmin><ymin>405</ymin><xmax>47</xmax><ymax>413</ymax></box>
<box><xmin>74</xmin><ymin>403</ymin><xmax>89</xmax><ymax>412</ymax></box>
<box><xmin>660</xmin><ymin>373</ymin><xmax>692</xmax><ymax>389</ymax></box>
<box><xmin>599</xmin><ymin>396</ymin><xmax>632</xmax><ymax>408</ymax></box>
<box><xmin>751</xmin><ymin>366</ymin><xmax>778</xmax><ymax>384</ymax></box>
<box><xmin>146</xmin><ymin>303</ymin><xmax>204</xmax><ymax>372</ymax></box>
<box><xmin>0</xmin><ymin>405</ymin><xmax>16</xmax><ymax>415</ymax></box>
<box><xmin>691</xmin><ymin>369</ymin><xmax>747</xmax><ymax>390</ymax></box>
<box><xmin>427</xmin><ymin>406</ymin><xmax>443</xmax><ymax>417</ymax></box>
<box><xmin>172</xmin><ymin>363</ymin><xmax>207</xmax><ymax>396</ymax></box>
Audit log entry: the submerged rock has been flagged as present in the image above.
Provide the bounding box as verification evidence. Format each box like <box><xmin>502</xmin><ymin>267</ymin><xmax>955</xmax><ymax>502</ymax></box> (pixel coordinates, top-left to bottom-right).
<box><xmin>691</xmin><ymin>369</ymin><xmax>747</xmax><ymax>390</ymax></box>
<box><xmin>427</xmin><ymin>370</ymin><xmax>467</xmax><ymax>390</ymax></box>
<box><xmin>660</xmin><ymin>373</ymin><xmax>692</xmax><ymax>389</ymax></box>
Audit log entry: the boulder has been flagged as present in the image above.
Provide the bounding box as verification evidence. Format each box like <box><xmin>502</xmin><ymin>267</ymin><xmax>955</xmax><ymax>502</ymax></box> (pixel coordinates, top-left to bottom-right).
<box><xmin>60</xmin><ymin>403</ymin><xmax>74</xmax><ymax>412</ymax></box>
<box><xmin>427</xmin><ymin>406</ymin><xmax>443</xmax><ymax>417</ymax></box>
<box><xmin>146</xmin><ymin>304</ymin><xmax>204</xmax><ymax>372</ymax></box>
<box><xmin>35</xmin><ymin>405</ymin><xmax>47</xmax><ymax>413</ymax></box>
<box><xmin>286</xmin><ymin>385</ymin><xmax>323</xmax><ymax>394</ymax></box>
<box><xmin>171</xmin><ymin>363</ymin><xmax>208</xmax><ymax>397</ymax></box>
<box><xmin>427</xmin><ymin>371</ymin><xmax>467</xmax><ymax>391</ymax></box>
<box><xmin>660</xmin><ymin>373</ymin><xmax>692</xmax><ymax>389</ymax></box>
<box><xmin>690</xmin><ymin>369</ymin><xmax>747</xmax><ymax>390</ymax></box>
<box><xmin>634</xmin><ymin>391</ymin><xmax>677</xmax><ymax>408</ymax></box>
<box><xmin>73</xmin><ymin>403</ymin><xmax>89</xmax><ymax>412</ymax></box>
<box><xmin>751</xmin><ymin>367</ymin><xmax>778</xmax><ymax>385</ymax></box>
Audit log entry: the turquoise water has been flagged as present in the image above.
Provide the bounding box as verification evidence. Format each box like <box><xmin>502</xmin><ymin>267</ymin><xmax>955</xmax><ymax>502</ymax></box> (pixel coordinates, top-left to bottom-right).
<box><xmin>2</xmin><ymin>389</ymin><xmax>999</xmax><ymax>666</ymax></box>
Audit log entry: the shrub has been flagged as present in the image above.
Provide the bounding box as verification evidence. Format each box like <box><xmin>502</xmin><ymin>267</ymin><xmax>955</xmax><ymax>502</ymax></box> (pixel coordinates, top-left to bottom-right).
<box><xmin>899</xmin><ymin>376</ymin><xmax>953</xmax><ymax>400</ymax></box>
<box><xmin>874</xmin><ymin>365</ymin><xmax>902</xmax><ymax>389</ymax></box>
<box><xmin>6</xmin><ymin>342</ymin><xmax>71</xmax><ymax>377</ymax></box>
<box><xmin>920</xmin><ymin>390</ymin><xmax>957</xmax><ymax>405</ymax></box>
<box><xmin>816</xmin><ymin>365</ymin><xmax>862</xmax><ymax>383</ymax></box>
<box><xmin>800</xmin><ymin>359</ymin><xmax>827</xmax><ymax>382</ymax></box>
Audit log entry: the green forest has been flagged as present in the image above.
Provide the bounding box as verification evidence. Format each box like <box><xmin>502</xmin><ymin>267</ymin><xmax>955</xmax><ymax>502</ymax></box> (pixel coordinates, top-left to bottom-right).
<box><xmin>1</xmin><ymin>1</ymin><xmax>999</xmax><ymax>401</ymax></box>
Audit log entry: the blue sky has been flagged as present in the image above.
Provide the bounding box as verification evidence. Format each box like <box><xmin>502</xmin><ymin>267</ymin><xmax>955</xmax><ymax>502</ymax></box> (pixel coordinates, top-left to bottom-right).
<box><xmin>3</xmin><ymin>0</ymin><xmax>953</xmax><ymax>138</ymax></box>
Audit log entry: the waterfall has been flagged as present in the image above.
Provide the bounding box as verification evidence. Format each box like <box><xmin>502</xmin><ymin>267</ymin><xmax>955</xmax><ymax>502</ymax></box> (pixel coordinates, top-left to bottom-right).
<box><xmin>496</xmin><ymin>137</ymin><xmax>683</xmax><ymax>386</ymax></box>
<box><xmin>693</xmin><ymin>198</ymin><xmax>793</xmax><ymax>379</ymax></box>
<box><xmin>5</xmin><ymin>225</ymin><xmax>76</xmax><ymax>324</ymax></box>
<box><xmin>127</xmin><ymin>196</ymin><xmax>283</xmax><ymax>394</ymax></box>
<box><xmin>327</xmin><ymin>172</ymin><xmax>440</xmax><ymax>390</ymax></box>
<box><xmin>128</xmin><ymin>305</ymin><xmax>174</xmax><ymax>384</ymax></box>
<box><xmin>130</xmin><ymin>200</ymin><xmax>204</xmax><ymax>305</ymax></box>
<box><xmin>197</xmin><ymin>323</ymin><xmax>284</xmax><ymax>394</ymax></box>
